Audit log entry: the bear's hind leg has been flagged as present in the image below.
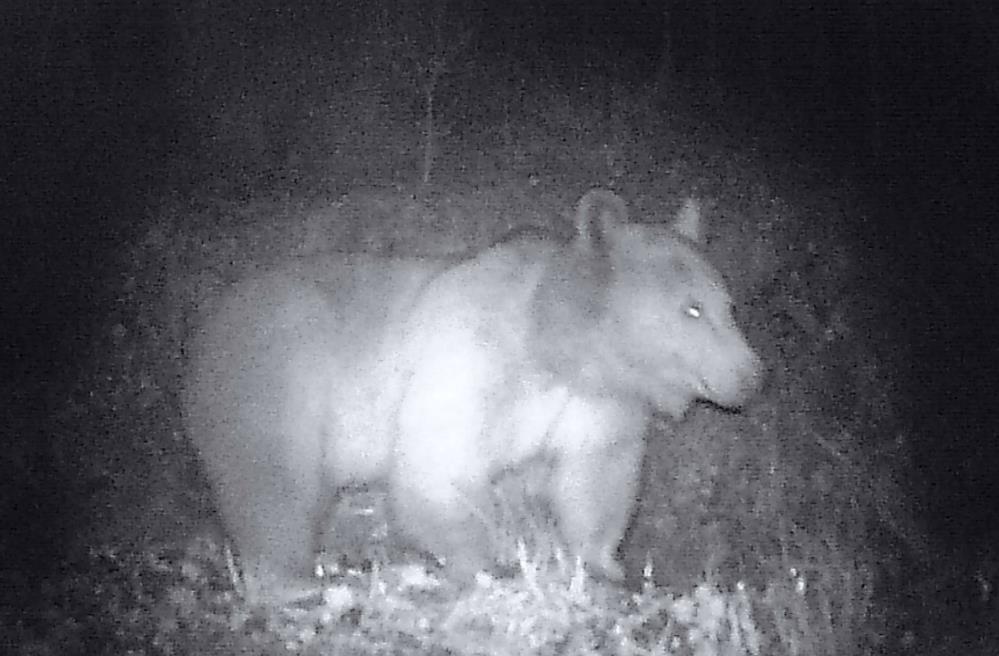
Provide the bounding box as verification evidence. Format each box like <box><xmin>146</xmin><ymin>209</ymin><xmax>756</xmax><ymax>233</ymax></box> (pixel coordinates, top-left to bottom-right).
<box><xmin>212</xmin><ymin>452</ymin><xmax>329</xmax><ymax>605</ymax></box>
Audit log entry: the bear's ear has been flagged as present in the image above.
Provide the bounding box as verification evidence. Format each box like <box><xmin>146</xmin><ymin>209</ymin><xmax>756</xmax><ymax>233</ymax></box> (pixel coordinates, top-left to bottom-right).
<box><xmin>671</xmin><ymin>197</ymin><xmax>703</xmax><ymax>243</ymax></box>
<box><xmin>573</xmin><ymin>189</ymin><xmax>628</xmax><ymax>257</ymax></box>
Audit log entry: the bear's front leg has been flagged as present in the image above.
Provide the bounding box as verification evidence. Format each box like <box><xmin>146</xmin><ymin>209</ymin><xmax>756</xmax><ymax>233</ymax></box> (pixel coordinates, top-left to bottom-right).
<box><xmin>390</xmin><ymin>329</ymin><xmax>502</xmax><ymax>582</ymax></box>
<box><xmin>387</xmin><ymin>468</ymin><xmax>496</xmax><ymax>582</ymax></box>
<box><xmin>549</xmin><ymin>401</ymin><xmax>647</xmax><ymax>581</ymax></box>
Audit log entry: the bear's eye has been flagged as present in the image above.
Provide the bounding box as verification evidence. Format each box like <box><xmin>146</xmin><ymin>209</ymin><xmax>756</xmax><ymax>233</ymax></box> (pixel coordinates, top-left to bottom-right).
<box><xmin>684</xmin><ymin>303</ymin><xmax>702</xmax><ymax>319</ymax></box>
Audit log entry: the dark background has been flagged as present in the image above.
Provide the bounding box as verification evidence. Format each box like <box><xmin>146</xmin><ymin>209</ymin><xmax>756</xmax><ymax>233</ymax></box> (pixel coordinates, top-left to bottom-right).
<box><xmin>3</xmin><ymin>0</ymin><xmax>997</xmax><ymax>571</ymax></box>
